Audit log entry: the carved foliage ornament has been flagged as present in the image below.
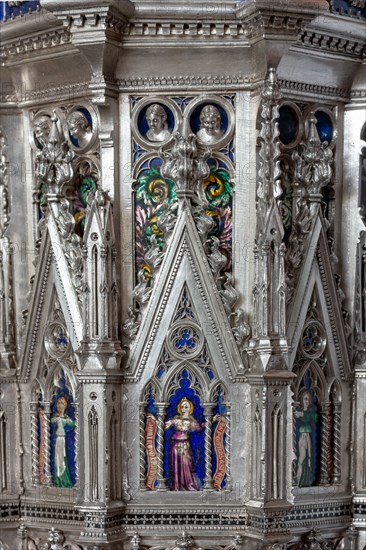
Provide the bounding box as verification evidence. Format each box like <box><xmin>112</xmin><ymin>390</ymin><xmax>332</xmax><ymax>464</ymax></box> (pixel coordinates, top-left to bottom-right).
<box><xmin>292</xmin><ymin>113</ymin><xmax>333</xmax><ymax>197</ymax></box>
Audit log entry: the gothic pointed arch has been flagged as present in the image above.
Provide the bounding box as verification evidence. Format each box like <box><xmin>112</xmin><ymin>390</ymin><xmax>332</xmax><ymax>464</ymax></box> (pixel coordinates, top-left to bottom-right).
<box><xmin>19</xmin><ymin>231</ymin><xmax>82</xmax><ymax>382</ymax></box>
<box><xmin>287</xmin><ymin>217</ymin><xmax>351</xmax><ymax>380</ymax></box>
<box><xmin>126</xmin><ymin>204</ymin><xmax>244</xmax><ymax>384</ymax></box>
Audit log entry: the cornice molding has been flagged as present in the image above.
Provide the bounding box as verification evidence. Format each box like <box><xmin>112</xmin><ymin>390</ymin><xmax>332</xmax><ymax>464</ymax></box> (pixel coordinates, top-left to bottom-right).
<box><xmin>0</xmin><ymin>81</ymin><xmax>91</xmax><ymax>108</ymax></box>
<box><xmin>279</xmin><ymin>78</ymin><xmax>350</xmax><ymax>102</ymax></box>
<box><xmin>122</xmin><ymin>20</ymin><xmax>246</xmax><ymax>40</ymax></box>
<box><xmin>297</xmin><ymin>28</ymin><xmax>366</xmax><ymax>60</ymax></box>
<box><xmin>0</xmin><ymin>27</ymin><xmax>71</xmax><ymax>63</ymax></box>
<box><xmin>117</xmin><ymin>73</ymin><xmax>261</xmax><ymax>92</ymax></box>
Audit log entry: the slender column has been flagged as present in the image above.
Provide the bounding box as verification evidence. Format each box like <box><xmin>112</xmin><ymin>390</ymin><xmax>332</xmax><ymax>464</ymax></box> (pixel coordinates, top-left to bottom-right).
<box><xmin>225</xmin><ymin>406</ymin><xmax>232</xmax><ymax>489</ymax></box>
<box><xmin>319</xmin><ymin>401</ymin><xmax>330</xmax><ymax>485</ymax></box>
<box><xmin>111</xmin><ymin>279</ymin><xmax>118</xmax><ymax>341</ymax></box>
<box><xmin>333</xmin><ymin>402</ymin><xmax>341</xmax><ymax>483</ymax></box>
<box><xmin>139</xmin><ymin>404</ymin><xmax>147</xmax><ymax>489</ymax></box>
<box><xmin>100</xmin><ymin>245</ymin><xmax>108</xmax><ymax>339</ymax></box>
<box><xmin>261</xmin><ymin>243</ymin><xmax>269</xmax><ymax>338</ymax></box>
<box><xmin>0</xmin><ymin>409</ymin><xmax>6</xmax><ymax>491</ymax></box>
<box><xmin>253</xmin><ymin>407</ymin><xmax>262</xmax><ymax>498</ymax></box>
<box><xmin>43</xmin><ymin>403</ymin><xmax>52</xmax><ymax>485</ymax></box>
<box><xmin>72</xmin><ymin>402</ymin><xmax>79</xmax><ymax>488</ymax></box>
<box><xmin>203</xmin><ymin>403</ymin><xmax>213</xmax><ymax>490</ymax></box>
<box><xmin>272</xmin><ymin>406</ymin><xmax>280</xmax><ymax>499</ymax></box>
<box><xmin>110</xmin><ymin>408</ymin><xmax>117</xmax><ymax>500</ymax></box>
<box><xmin>29</xmin><ymin>403</ymin><xmax>39</xmax><ymax>485</ymax></box>
<box><xmin>326</xmin><ymin>401</ymin><xmax>333</xmax><ymax>483</ymax></box>
<box><xmin>350</xmin><ymin>381</ymin><xmax>356</xmax><ymax>493</ymax></box>
<box><xmin>82</xmin><ymin>245</ymin><xmax>90</xmax><ymax>341</ymax></box>
<box><xmin>292</xmin><ymin>400</ymin><xmax>299</xmax><ymax>485</ymax></box>
<box><xmin>252</xmin><ymin>244</ymin><xmax>259</xmax><ymax>339</ymax></box>
<box><xmin>278</xmin><ymin>243</ymin><xmax>286</xmax><ymax>337</ymax></box>
<box><xmin>88</xmin><ymin>405</ymin><xmax>99</xmax><ymax>501</ymax></box>
<box><xmin>156</xmin><ymin>403</ymin><xmax>166</xmax><ymax>490</ymax></box>
<box><xmin>362</xmin><ymin>246</ymin><xmax>366</xmax><ymax>336</ymax></box>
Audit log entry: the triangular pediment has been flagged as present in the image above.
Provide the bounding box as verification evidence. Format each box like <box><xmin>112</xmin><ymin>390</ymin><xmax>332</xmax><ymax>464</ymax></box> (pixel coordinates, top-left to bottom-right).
<box><xmin>125</xmin><ymin>203</ymin><xmax>244</xmax><ymax>383</ymax></box>
<box><xmin>19</xmin><ymin>217</ymin><xmax>83</xmax><ymax>381</ymax></box>
<box><xmin>287</xmin><ymin>214</ymin><xmax>351</xmax><ymax>379</ymax></box>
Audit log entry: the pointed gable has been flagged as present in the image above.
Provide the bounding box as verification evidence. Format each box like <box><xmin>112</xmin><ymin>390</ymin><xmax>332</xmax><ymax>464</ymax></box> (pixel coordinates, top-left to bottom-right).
<box><xmin>287</xmin><ymin>214</ymin><xmax>351</xmax><ymax>379</ymax></box>
<box><xmin>19</xmin><ymin>211</ymin><xmax>82</xmax><ymax>381</ymax></box>
<box><xmin>126</xmin><ymin>202</ymin><xmax>244</xmax><ymax>383</ymax></box>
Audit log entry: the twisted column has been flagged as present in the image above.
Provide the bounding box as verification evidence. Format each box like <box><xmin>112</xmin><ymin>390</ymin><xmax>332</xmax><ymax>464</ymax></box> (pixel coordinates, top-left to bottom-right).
<box><xmin>319</xmin><ymin>401</ymin><xmax>330</xmax><ymax>485</ymax></box>
<box><xmin>225</xmin><ymin>406</ymin><xmax>231</xmax><ymax>489</ymax></box>
<box><xmin>139</xmin><ymin>404</ymin><xmax>147</xmax><ymax>489</ymax></box>
<box><xmin>43</xmin><ymin>403</ymin><xmax>52</xmax><ymax>485</ymax></box>
<box><xmin>326</xmin><ymin>401</ymin><xmax>333</xmax><ymax>483</ymax></box>
<box><xmin>30</xmin><ymin>403</ymin><xmax>39</xmax><ymax>485</ymax></box>
<box><xmin>156</xmin><ymin>403</ymin><xmax>166</xmax><ymax>490</ymax></box>
<box><xmin>333</xmin><ymin>402</ymin><xmax>341</xmax><ymax>483</ymax></box>
<box><xmin>203</xmin><ymin>403</ymin><xmax>213</xmax><ymax>490</ymax></box>
<box><xmin>72</xmin><ymin>402</ymin><xmax>79</xmax><ymax>488</ymax></box>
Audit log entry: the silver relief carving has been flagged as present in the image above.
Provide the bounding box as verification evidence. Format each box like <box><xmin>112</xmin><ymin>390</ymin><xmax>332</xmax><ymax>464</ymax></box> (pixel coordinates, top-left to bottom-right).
<box><xmin>196</xmin><ymin>105</ymin><xmax>224</xmax><ymax>145</ymax></box>
<box><xmin>219</xmin><ymin>272</ymin><xmax>239</xmax><ymax>318</ymax></box>
<box><xmin>292</xmin><ymin>113</ymin><xmax>333</xmax><ymax>198</ymax></box>
<box><xmin>145</xmin><ymin>104</ymin><xmax>172</xmax><ymax>143</ymax></box>
<box><xmin>122</xmin><ymin>305</ymin><xmax>141</xmax><ymax>340</ymax></box>
<box><xmin>35</xmin><ymin>114</ymin><xmax>74</xmax><ymax>199</ymax></box>
<box><xmin>160</xmin><ymin>124</ymin><xmax>211</xmax><ymax>200</ymax></box>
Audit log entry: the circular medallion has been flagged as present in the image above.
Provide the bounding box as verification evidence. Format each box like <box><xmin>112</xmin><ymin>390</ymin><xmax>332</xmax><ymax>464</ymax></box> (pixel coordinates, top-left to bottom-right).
<box><xmin>166</xmin><ymin>321</ymin><xmax>203</xmax><ymax>360</ymax></box>
<box><xmin>185</xmin><ymin>95</ymin><xmax>235</xmax><ymax>151</ymax></box>
<box><xmin>278</xmin><ymin>102</ymin><xmax>303</xmax><ymax>150</ymax></box>
<box><xmin>303</xmin><ymin>105</ymin><xmax>337</xmax><ymax>149</ymax></box>
<box><xmin>65</xmin><ymin>103</ymin><xmax>99</xmax><ymax>153</ymax></box>
<box><xmin>45</xmin><ymin>322</ymin><xmax>71</xmax><ymax>360</ymax></box>
<box><xmin>300</xmin><ymin>320</ymin><xmax>326</xmax><ymax>359</ymax></box>
<box><xmin>131</xmin><ymin>97</ymin><xmax>182</xmax><ymax>150</ymax></box>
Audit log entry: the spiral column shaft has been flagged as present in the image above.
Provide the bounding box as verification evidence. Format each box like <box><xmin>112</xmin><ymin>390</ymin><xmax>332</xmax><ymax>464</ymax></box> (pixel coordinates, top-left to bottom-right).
<box><xmin>203</xmin><ymin>403</ymin><xmax>213</xmax><ymax>490</ymax></box>
<box><xmin>30</xmin><ymin>403</ymin><xmax>39</xmax><ymax>485</ymax></box>
<box><xmin>156</xmin><ymin>403</ymin><xmax>166</xmax><ymax>490</ymax></box>
<box><xmin>320</xmin><ymin>401</ymin><xmax>330</xmax><ymax>485</ymax></box>
<box><xmin>333</xmin><ymin>403</ymin><xmax>341</xmax><ymax>483</ymax></box>
<box><xmin>140</xmin><ymin>404</ymin><xmax>147</xmax><ymax>489</ymax></box>
<box><xmin>43</xmin><ymin>403</ymin><xmax>51</xmax><ymax>485</ymax></box>
<box><xmin>225</xmin><ymin>407</ymin><xmax>231</xmax><ymax>490</ymax></box>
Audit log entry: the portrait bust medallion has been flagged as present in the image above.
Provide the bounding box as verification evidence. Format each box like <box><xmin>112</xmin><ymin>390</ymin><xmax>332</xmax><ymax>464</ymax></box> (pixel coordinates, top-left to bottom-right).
<box><xmin>196</xmin><ymin>104</ymin><xmax>224</xmax><ymax>145</ymax></box>
<box><xmin>145</xmin><ymin>103</ymin><xmax>171</xmax><ymax>142</ymax></box>
<box><xmin>67</xmin><ymin>110</ymin><xmax>93</xmax><ymax>149</ymax></box>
